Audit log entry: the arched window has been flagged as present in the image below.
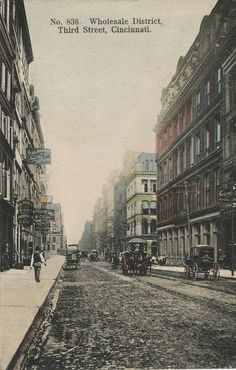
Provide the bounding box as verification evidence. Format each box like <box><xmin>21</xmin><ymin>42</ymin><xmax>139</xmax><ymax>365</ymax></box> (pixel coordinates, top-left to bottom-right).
<box><xmin>142</xmin><ymin>201</ymin><xmax>149</xmax><ymax>215</ymax></box>
<box><xmin>145</xmin><ymin>159</ymin><xmax>149</xmax><ymax>171</ymax></box>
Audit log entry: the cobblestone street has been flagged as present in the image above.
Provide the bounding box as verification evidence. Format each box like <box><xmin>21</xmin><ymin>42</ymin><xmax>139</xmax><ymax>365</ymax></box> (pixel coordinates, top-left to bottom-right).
<box><xmin>23</xmin><ymin>262</ymin><xmax>236</xmax><ymax>370</ymax></box>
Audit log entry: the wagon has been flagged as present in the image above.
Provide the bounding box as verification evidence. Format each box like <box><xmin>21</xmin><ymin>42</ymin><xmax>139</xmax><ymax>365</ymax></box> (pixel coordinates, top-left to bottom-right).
<box><xmin>89</xmin><ymin>249</ymin><xmax>99</xmax><ymax>262</ymax></box>
<box><xmin>121</xmin><ymin>238</ymin><xmax>151</xmax><ymax>276</ymax></box>
<box><xmin>63</xmin><ymin>244</ymin><xmax>81</xmax><ymax>270</ymax></box>
<box><xmin>184</xmin><ymin>245</ymin><xmax>220</xmax><ymax>280</ymax></box>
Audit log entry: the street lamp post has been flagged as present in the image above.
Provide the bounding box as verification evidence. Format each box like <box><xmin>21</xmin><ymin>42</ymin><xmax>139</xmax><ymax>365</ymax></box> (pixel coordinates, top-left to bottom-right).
<box><xmin>155</xmin><ymin>155</ymin><xmax>160</xmax><ymax>257</ymax></box>
<box><xmin>231</xmin><ymin>209</ymin><xmax>234</xmax><ymax>276</ymax></box>
<box><xmin>184</xmin><ymin>181</ymin><xmax>192</xmax><ymax>257</ymax></box>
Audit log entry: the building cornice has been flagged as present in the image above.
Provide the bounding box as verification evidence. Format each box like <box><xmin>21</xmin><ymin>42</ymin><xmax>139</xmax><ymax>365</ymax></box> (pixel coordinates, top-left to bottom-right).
<box><xmin>154</xmin><ymin>26</ymin><xmax>236</xmax><ymax>134</ymax></box>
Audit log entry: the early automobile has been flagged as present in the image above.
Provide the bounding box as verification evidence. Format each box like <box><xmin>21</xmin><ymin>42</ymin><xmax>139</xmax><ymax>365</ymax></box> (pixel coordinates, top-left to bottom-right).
<box><xmin>63</xmin><ymin>244</ymin><xmax>81</xmax><ymax>270</ymax></box>
<box><xmin>184</xmin><ymin>244</ymin><xmax>220</xmax><ymax>280</ymax></box>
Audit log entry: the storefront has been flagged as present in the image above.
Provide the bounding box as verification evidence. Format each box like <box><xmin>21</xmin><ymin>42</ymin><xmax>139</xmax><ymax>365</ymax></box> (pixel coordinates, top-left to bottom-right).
<box><xmin>0</xmin><ymin>198</ymin><xmax>14</xmax><ymax>270</ymax></box>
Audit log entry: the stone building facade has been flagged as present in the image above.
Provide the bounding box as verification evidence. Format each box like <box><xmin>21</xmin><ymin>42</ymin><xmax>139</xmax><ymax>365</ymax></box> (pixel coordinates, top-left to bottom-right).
<box><xmin>0</xmin><ymin>1</ymin><xmax>57</xmax><ymax>269</ymax></box>
<box><xmin>154</xmin><ymin>0</ymin><xmax>236</xmax><ymax>266</ymax></box>
<box><xmin>126</xmin><ymin>153</ymin><xmax>157</xmax><ymax>256</ymax></box>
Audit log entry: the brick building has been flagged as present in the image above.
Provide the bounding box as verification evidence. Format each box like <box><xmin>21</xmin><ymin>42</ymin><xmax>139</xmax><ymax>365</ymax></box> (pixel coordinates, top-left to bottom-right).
<box><xmin>154</xmin><ymin>0</ymin><xmax>236</xmax><ymax>265</ymax></box>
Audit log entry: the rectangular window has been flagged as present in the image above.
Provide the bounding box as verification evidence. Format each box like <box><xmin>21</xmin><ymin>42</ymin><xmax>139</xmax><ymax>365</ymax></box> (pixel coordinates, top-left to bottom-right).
<box><xmin>163</xmin><ymin>161</ymin><xmax>168</xmax><ymax>183</ymax></box>
<box><xmin>213</xmin><ymin>168</ymin><xmax>220</xmax><ymax>203</ymax></box>
<box><xmin>150</xmin><ymin>180</ymin><xmax>157</xmax><ymax>193</ymax></box>
<box><xmin>0</xmin><ymin>0</ymin><xmax>8</xmax><ymax>26</ymax></box>
<box><xmin>195</xmin><ymin>133</ymin><xmax>201</xmax><ymax>161</ymax></box>
<box><xmin>229</xmin><ymin>68</ymin><xmax>236</xmax><ymax>109</ymax></box>
<box><xmin>205</xmin><ymin>80</ymin><xmax>210</xmax><ymax>106</ymax></box>
<box><xmin>216</xmin><ymin>68</ymin><xmax>222</xmax><ymax>95</ymax></box>
<box><xmin>195</xmin><ymin>179</ymin><xmax>201</xmax><ymax>211</ymax></box>
<box><xmin>204</xmin><ymin>125</ymin><xmax>210</xmax><ymax>156</ymax></box>
<box><xmin>6</xmin><ymin>70</ymin><xmax>11</xmax><ymax>101</ymax></box>
<box><xmin>176</xmin><ymin>150</ymin><xmax>181</xmax><ymax>175</ymax></box>
<box><xmin>204</xmin><ymin>174</ymin><xmax>210</xmax><ymax>206</ymax></box>
<box><xmin>142</xmin><ymin>179</ymin><xmax>148</xmax><ymax>192</ymax></box>
<box><xmin>182</xmin><ymin>145</ymin><xmax>186</xmax><ymax>170</ymax></box>
<box><xmin>168</xmin><ymin>157</ymin><xmax>172</xmax><ymax>180</ymax></box>
<box><xmin>196</xmin><ymin>92</ymin><xmax>201</xmax><ymax>116</ymax></box>
<box><xmin>1</xmin><ymin>63</ymin><xmax>6</xmax><ymax>92</ymax></box>
<box><xmin>215</xmin><ymin>117</ymin><xmax>221</xmax><ymax>149</ymax></box>
<box><xmin>190</xmin><ymin>136</ymin><xmax>194</xmax><ymax>165</ymax></box>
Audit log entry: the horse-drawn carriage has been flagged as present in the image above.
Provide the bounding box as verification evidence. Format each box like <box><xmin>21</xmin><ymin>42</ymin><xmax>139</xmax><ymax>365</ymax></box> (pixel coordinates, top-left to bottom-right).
<box><xmin>63</xmin><ymin>244</ymin><xmax>81</xmax><ymax>270</ymax></box>
<box><xmin>89</xmin><ymin>249</ymin><xmax>99</xmax><ymax>262</ymax></box>
<box><xmin>184</xmin><ymin>245</ymin><xmax>220</xmax><ymax>280</ymax></box>
<box><xmin>121</xmin><ymin>238</ymin><xmax>151</xmax><ymax>276</ymax></box>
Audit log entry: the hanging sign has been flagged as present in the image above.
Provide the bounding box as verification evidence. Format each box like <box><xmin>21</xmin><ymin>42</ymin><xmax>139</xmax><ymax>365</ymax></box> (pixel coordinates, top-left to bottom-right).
<box><xmin>18</xmin><ymin>200</ymin><xmax>34</xmax><ymax>226</ymax></box>
<box><xmin>26</xmin><ymin>149</ymin><xmax>51</xmax><ymax>165</ymax></box>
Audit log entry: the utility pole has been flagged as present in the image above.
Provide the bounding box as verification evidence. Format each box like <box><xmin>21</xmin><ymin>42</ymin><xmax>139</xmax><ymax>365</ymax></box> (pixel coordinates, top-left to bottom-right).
<box><xmin>231</xmin><ymin>184</ymin><xmax>236</xmax><ymax>276</ymax></box>
<box><xmin>155</xmin><ymin>155</ymin><xmax>160</xmax><ymax>257</ymax></box>
<box><xmin>184</xmin><ymin>181</ymin><xmax>192</xmax><ymax>257</ymax></box>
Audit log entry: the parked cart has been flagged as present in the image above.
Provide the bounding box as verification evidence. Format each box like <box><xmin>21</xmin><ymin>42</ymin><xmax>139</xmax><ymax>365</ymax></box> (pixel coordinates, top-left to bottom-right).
<box><xmin>184</xmin><ymin>245</ymin><xmax>220</xmax><ymax>280</ymax></box>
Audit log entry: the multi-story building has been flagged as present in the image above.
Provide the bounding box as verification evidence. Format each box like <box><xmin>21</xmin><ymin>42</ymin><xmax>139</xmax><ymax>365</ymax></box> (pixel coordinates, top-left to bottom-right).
<box><xmin>0</xmin><ymin>0</ymin><xmax>15</xmax><ymax>269</ymax></box>
<box><xmin>93</xmin><ymin>196</ymin><xmax>108</xmax><ymax>258</ymax></box>
<box><xmin>221</xmin><ymin>48</ymin><xmax>236</xmax><ymax>267</ymax></box>
<box><xmin>45</xmin><ymin>203</ymin><xmax>64</xmax><ymax>255</ymax></box>
<box><xmin>0</xmin><ymin>0</ymin><xmax>54</xmax><ymax>269</ymax></box>
<box><xmin>91</xmin><ymin>152</ymin><xmax>158</xmax><ymax>258</ymax></box>
<box><xmin>154</xmin><ymin>0</ymin><xmax>236</xmax><ymax>266</ymax></box>
<box><xmin>78</xmin><ymin>220</ymin><xmax>93</xmax><ymax>253</ymax></box>
<box><xmin>113</xmin><ymin>175</ymin><xmax>127</xmax><ymax>254</ymax></box>
<box><xmin>126</xmin><ymin>153</ymin><xmax>157</xmax><ymax>256</ymax></box>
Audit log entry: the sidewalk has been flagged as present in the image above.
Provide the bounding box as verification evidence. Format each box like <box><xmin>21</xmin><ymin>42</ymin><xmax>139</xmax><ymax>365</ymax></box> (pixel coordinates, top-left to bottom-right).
<box><xmin>0</xmin><ymin>255</ymin><xmax>64</xmax><ymax>370</ymax></box>
<box><xmin>151</xmin><ymin>264</ymin><xmax>236</xmax><ymax>279</ymax></box>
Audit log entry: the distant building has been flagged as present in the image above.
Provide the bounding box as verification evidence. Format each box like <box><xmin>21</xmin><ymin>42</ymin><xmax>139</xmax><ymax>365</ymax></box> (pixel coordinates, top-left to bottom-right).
<box><xmin>113</xmin><ymin>175</ymin><xmax>127</xmax><ymax>254</ymax></box>
<box><xmin>78</xmin><ymin>220</ymin><xmax>93</xmax><ymax>253</ymax></box>
<box><xmin>45</xmin><ymin>203</ymin><xmax>64</xmax><ymax>255</ymax></box>
<box><xmin>126</xmin><ymin>153</ymin><xmax>157</xmax><ymax>256</ymax></box>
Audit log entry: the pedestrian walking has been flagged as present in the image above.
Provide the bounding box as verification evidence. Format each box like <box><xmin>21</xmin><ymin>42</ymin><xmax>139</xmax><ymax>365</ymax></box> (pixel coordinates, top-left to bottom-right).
<box><xmin>30</xmin><ymin>246</ymin><xmax>46</xmax><ymax>282</ymax></box>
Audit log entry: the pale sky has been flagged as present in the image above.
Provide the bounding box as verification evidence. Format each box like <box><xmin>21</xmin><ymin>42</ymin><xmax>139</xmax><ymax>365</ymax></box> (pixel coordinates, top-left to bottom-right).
<box><xmin>24</xmin><ymin>0</ymin><xmax>217</xmax><ymax>243</ymax></box>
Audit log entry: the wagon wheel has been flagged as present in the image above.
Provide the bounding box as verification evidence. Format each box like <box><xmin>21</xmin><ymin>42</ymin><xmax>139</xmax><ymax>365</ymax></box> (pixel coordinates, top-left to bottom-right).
<box><xmin>122</xmin><ymin>265</ymin><xmax>128</xmax><ymax>275</ymax></box>
<box><xmin>191</xmin><ymin>263</ymin><xmax>198</xmax><ymax>280</ymax></box>
<box><xmin>213</xmin><ymin>263</ymin><xmax>220</xmax><ymax>279</ymax></box>
<box><xmin>184</xmin><ymin>265</ymin><xmax>190</xmax><ymax>279</ymax></box>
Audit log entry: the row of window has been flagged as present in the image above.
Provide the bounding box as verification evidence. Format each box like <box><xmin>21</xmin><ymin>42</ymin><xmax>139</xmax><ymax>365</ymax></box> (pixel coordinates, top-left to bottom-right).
<box><xmin>225</xmin><ymin>66</ymin><xmax>236</xmax><ymax>113</ymax></box>
<box><xmin>127</xmin><ymin>179</ymin><xmax>157</xmax><ymax>198</ymax></box>
<box><xmin>158</xmin><ymin>168</ymin><xmax>220</xmax><ymax>222</ymax></box>
<box><xmin>0</xmin><ymin>62</ymin><xmax>11</xmax><ymax>102</ymax></box>
<box><xmin>0</xmin><ymin>108</ymin><xmax>12</xmax><ymax>146</ymax></box>
<box><xmin>141</xmin><ymin>179</ymin><xmax>157</xmax><ymax>193</ymax></box>
<box><xmin>0</xmin><ymin>0</ymin><xmax>10</xmax><ymax>30</ymax></box>
<box><xmin>158</xmin><ymin>116</ymin><xmax>221</xmax><ymax>187</ymax></box>
<box><xmin>127</xmin><ymin>201</ymin><xmax>157</xmax><ymax>218</ymax></box>
<box><xmin>140</xmin><ymin>159</ymin><xmax>155</xmax><ymax>172</ymax></box>
<box><xmin>157</xmin><ymin>68</ymin><xmax>222</xmax><ymax>156</ymax></box>
<box><xmin>159</xmin><ymin>221</ymin><xmax>215</xmax><ymax>256</ymax></box>
<box><xmin>0</xmin><ymin>158</ymin><xmax>11</xmax><ymax>200</ymax></box>
<box><xmin>128</xmin><ymin>219</ymin><xmax>157</xmax><ymax>235</ymax></box>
